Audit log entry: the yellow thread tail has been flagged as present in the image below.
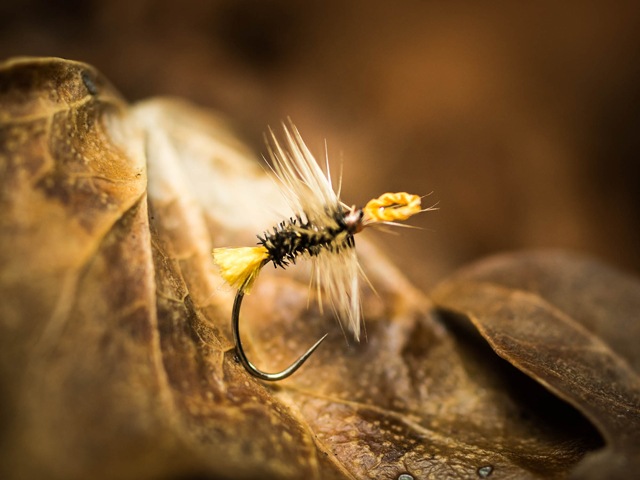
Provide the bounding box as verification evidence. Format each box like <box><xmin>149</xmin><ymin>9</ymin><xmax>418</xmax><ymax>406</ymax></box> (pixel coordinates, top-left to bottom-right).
<box><xmin>363</xmin><ymin>192</ymin><xmax>422</xmax><ymax>223</ymax></box>
<box><xmin>212</xmin><ymin>246</ymin><xmax>269</xmax><ymax>292</ymax></box>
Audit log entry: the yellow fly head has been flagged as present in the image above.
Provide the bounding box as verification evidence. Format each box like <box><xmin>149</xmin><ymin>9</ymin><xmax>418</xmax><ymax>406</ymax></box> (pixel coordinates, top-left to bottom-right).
<box><xmin>363</xmin><ymin>192</ymin><xmax>422</xmax><ymax>225</ymax></box>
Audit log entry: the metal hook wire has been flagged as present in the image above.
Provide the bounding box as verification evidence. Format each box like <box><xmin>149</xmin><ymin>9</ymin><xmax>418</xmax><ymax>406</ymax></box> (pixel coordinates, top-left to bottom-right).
<box><xmin>232</xmin><ymin>287</ymin><xmax>328</xmax><ymax>381</ymax></box>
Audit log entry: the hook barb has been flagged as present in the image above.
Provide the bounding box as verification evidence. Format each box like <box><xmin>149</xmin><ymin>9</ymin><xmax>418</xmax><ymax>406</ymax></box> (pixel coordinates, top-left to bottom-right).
<box><xmin>232</xmin><ymin>287</ymin><xmax>328</xmax><ymax>381</ymax></box>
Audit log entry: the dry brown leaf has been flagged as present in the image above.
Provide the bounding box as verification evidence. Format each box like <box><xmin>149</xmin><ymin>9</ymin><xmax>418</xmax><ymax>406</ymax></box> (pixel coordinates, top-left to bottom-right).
<box><xmin>432</xmin><ymin>251</ymin><xmax>640</xmax><ymax>479</ymax></box>
<box><xmin>0</xmin><ymin>57</ymin><xmax>625</xmax><ymax>480</ymax></box>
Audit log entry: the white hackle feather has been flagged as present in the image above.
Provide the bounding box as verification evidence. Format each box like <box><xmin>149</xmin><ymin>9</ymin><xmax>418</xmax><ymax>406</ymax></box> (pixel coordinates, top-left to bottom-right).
<box><xmin>267</xmin><ymin>124</ymin><xmax>364</xmax><ymax>341</ymax></box>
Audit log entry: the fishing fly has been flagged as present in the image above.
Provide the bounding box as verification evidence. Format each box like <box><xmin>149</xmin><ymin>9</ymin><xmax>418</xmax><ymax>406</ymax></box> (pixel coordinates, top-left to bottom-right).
<box><xmin>213</xmin><ymin>124</ymin><xmax>431</xmax><ymax>381</ymax></box>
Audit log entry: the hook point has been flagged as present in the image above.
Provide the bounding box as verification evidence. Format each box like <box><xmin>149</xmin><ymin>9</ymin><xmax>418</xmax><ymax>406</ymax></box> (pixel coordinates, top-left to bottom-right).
<box><xmin>232</xmin><ymin>287</ymin><xmax>328</xmax><ymax>381</ymax></box>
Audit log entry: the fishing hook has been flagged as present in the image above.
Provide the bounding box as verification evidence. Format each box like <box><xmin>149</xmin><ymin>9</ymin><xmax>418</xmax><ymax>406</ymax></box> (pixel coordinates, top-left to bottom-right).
<box><xmin>231</xmin><ymin>284</ymin><xmax>328</xmax><ymax>381</ymax></box>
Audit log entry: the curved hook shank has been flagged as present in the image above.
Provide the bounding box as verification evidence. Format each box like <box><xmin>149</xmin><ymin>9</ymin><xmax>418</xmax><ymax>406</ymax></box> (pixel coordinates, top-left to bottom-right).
<box><xmin>232</xmin><ymin>289</ymin><xmax>328</xmax><ymax>381</ymax></box>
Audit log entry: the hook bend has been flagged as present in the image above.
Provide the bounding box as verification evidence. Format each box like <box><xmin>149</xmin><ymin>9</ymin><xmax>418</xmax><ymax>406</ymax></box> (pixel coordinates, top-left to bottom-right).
<box><xmin>232</xmin><ymin>287</ymin><xmax>328</xmax><ymax>381</ymax></box>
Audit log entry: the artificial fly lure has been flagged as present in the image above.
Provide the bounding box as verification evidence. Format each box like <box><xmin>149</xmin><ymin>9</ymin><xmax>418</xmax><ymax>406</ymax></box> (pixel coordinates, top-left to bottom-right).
<box><xmin>213</xmin><ymin>124</ymin><xmax>431</xmax><ymax>381</ymax></box>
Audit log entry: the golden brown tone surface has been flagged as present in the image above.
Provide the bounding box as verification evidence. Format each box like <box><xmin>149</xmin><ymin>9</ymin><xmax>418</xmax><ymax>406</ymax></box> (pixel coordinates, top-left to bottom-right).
<box><xmin>1</xmin><ymin>58</ymin><xmax>638</xmax><ymax>480</ymax></box>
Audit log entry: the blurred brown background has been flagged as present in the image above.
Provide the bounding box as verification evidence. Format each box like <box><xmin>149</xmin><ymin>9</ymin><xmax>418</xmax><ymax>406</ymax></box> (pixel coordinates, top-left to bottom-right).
<box><xmin>2</xmin><ymin>0</ymin><xmax>639</xmax><ymax>289</ymax></box>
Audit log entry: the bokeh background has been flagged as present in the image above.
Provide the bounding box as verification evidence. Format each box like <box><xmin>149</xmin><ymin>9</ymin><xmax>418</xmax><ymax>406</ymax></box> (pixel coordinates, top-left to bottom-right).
<box><xmin>2</xmin><ymin>0</ymin><xmax>639</xmax><ymax>289</ymax></box>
